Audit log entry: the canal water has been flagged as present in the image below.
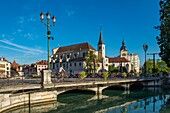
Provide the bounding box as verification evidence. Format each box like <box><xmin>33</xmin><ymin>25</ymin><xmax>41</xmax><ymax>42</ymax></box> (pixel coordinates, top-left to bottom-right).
<box><xmin>5</xmin><ymin>87</ymin><xmax>170</xmax><ymax>113</ymax></box>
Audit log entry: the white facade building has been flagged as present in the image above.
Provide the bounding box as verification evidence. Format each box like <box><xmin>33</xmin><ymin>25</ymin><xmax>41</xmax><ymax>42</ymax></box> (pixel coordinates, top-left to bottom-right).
<box><xmin>0</xmin><ymin>57</ymin><xmax>10</xmax><ymax>78</ymax></box>
<box><xmin>119</xmin><ymin>40</ymin><xmax>140</xmax><ymax>72</ymax></box>
<box><xmin>36</xmin><ymin>60</ymin><xmax>48</xmax><ymax>76</ymax></box>
<box><xmin>50</xmin><ymin>28</ymin><xmax>109</xmax><ymax>75</ymax></box>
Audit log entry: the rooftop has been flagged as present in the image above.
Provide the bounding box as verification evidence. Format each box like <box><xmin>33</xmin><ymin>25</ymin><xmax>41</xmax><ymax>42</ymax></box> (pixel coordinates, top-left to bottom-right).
<box><xmin>109</xmin><ymin>57</ymin><xmax>129</xmax><ymax>63</ymax></box>
<box><xmin>55</xmin><ymin>42</ymin><xmax>96</xmax><ymax>54</ymax></box>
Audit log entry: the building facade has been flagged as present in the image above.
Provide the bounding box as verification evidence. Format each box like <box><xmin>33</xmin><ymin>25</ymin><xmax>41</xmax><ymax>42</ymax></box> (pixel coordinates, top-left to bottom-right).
<box><xmin>36</xmin><ymin>60</ymin><xmax>48</xmax><ymax>76</ymax></box>
<box><xmin>23</xmin><ymin>60</ymin><xmax>47</xmax><ymax>76</ymax></box>
<box><xmin>50</xmin><ymin>28</ymin><xmax>109</xmax><ymax>75</ymax></box>
<box><xmin>11</xmin><ymin>60</ymin><xmax>24</xmax><ymax>77</ymax></box>
<box><xmin>119</xmin><ymin>40</ymin><xmax>140</xmax><ymax>72</ymax></box>
<box><xmin>0</xmin><ymin>57</ymin><xmax>10</xmax><ymax>78</ymax></box>
<box><xmin>108</xmin><ymin>57</ymin><xmax>130</xmax><ymax>72</ymax></box>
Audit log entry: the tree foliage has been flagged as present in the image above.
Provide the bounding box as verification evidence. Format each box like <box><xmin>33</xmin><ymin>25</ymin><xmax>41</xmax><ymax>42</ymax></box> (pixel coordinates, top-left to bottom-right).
<box><xmin>108</xmin><ymin>65</ymin><xmax>118</xmax><ymax>72</ymax></box>
<box><xmin>145</xmin><ymin>59</ymin><xmax>170</xmax><ymax>74</ymax></box>
<box><xmin>155</xmin><ymin>0</ymin><xmax>170</xmax><ymax>67</ymax></box>
<box><xmin>85</xmin><ymin>51</ymin><xmax>98</xmax><ymax>73</ymax></box>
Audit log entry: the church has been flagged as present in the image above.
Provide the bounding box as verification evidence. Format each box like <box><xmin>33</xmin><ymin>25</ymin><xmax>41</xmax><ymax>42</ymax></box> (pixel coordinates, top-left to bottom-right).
<box><xmin>50</xmin><ymin>27</ymin><xmax>140</xmax><ymax>75</ymax></box>
<box><xmin>50</xmin><ymin>27</ymin><xmax>109</xmax><ymax>75</ymax></box>
<box><xmin>108</xmin><ymin>40</ymin><xmax>140</xmax><ymax>73</ymax></box>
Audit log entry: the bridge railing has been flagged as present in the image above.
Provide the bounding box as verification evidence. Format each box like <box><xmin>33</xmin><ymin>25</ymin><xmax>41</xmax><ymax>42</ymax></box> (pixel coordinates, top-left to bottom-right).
<box><xmin>0</xmin><ymin>76</ymin><xmax>161</xmax><ymax>87</ymax></box>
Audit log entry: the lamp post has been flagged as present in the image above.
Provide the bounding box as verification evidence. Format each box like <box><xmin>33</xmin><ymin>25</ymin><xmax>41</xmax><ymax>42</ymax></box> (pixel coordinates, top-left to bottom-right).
<box><xmin>143</xmin><ymin>43</ymin><xmax>148</xmax><ymax>76</ymax></box>
<box><xmin>94</xmin><ymin>58</ymin><xmax>96</xmax><ymax>74</ymax></box>
<box><xmin>40</xmin><ymin>12</ymin><xmax>56</xmax><ymax>70</ymax></box>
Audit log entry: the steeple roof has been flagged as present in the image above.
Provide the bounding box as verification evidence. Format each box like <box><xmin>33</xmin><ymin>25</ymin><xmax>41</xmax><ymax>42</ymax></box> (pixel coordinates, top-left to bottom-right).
<box><xmin>120</xmin><ymin>39</ymin><xmax>127</xmax><ymax>51</ymax></box>
<box><xmin>98</xmin><ymin>25</ymin><xmax>104</xmax><ymax>45</ymax></box>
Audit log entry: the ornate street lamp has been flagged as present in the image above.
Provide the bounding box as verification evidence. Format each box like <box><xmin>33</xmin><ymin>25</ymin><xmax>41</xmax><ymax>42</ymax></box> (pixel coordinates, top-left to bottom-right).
<box><xmin>40</xmin><ymin>12</ymin><xmax>56</xmax><ymax>70</ymax></box>
<box><xmin>40</xmin><ymin>12</ymin><xmax>56</xmax><ymax>88</ymax></box>
<box><xmin>143</xmin><ymin>43</ymin><xmax>148</xmax><ymax>76</ymax></box>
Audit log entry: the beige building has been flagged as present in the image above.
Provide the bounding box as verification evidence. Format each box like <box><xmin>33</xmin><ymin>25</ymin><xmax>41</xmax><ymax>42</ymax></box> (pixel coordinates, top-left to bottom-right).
<box><xmin>21</xmin><ymin>60</ymin><xmax>47</xmax><ymax>77</ymax></box>
<box><xmin>50</xmin><ymin>28</ymin><xmax>109</xmax><ymax>75</ymax></box>
<box><xmin>0</xmin><ymin>57</ymin><xmax>10</xmax><ymax>78</ymax></box>
<box><xmin>119</xmin><ymin>40</ymin><xmax>140</xmax><ymax>72</ymax></box>
<box><xmin>108</xmin><ymin>57</ymin><xmax>130</xmax><ymax>72</ymax></box>
<box><xmin>36</xmin><ymin>60</ymin><xmax>48</xmax><ymax>76</ymax></box>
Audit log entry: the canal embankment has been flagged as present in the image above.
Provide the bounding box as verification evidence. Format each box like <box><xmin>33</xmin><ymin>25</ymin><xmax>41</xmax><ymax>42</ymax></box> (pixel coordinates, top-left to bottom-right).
<box><xmin>0</xmin><ymin>91</ymin><xmax>57</xmax><ymax>112</ymax></box>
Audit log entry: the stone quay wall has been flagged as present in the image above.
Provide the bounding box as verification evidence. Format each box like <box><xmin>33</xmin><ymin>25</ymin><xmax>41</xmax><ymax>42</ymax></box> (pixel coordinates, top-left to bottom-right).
<box><xmin>0</xmin><ymin>91</ymin><xmax>57</xmax><ymax>112</ymax></box>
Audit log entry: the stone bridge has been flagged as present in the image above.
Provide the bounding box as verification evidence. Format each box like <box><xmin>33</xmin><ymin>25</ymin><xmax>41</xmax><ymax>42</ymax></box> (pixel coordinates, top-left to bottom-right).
<box><xmin>0</xmin><ymin>77</ymin><xmax>163</xmax><ymax>112</ymax></box>
<box><xmin>55</xmin><ymin>78</ymin><xmax>162</xmax><ymax>95</ymax></box>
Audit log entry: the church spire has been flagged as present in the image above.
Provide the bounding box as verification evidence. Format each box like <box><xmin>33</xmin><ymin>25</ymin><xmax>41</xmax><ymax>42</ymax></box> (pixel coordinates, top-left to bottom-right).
<box><xmin>120</xmin><ymin>38</ymin><xmax>127</xmax><ymax>51</ymax></box>
<box><xmin>98</xmin><ymin>25</ymin><xmax>104</xmax><ymax>45</ymax></box>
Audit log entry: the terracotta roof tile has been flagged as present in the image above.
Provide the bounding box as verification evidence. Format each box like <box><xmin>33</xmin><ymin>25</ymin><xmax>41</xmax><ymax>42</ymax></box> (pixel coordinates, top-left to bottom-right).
<box><xmin>109</xmin><ymin>57</ymin><xmax>129</xmax><ymax>63</ymax></box>
<box><xmin>36</xmin><ymin>60</ymin><xmax>47</xmax><ymax>65</ymax></box>
<box><xmin>55</xmin><ymin>42</ymin><xmax>96</xmax><ymax>54</ymax></box>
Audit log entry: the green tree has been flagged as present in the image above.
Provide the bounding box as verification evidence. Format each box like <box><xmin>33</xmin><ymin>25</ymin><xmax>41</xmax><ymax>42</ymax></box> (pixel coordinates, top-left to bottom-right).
<box><xmin>109</xmin><ymin>65</ymin><xmax>118</xmax><ymax>72</ymax></box>
<box><xmin>156</xmin><ymin>60</ymin><xmax>170</xmax><ymax>73</ymax></box>
<box><xmin>85</xmin><ymin>51</ymin><xmax>98</xmax><ymax>74</ymax></box>
<box><xmin>144</xmin><ymin>59</ymin><xmax>170</xmax><ymax>74</ymax></box>
<box><xmin>155</xmin><ymin>0</ymin><xmax>170</xmax><ymax>67</ymax></box>
<box><xmin>145</xmin><ymin>59</ymin><xmax>153</xmax><ymax>74</ymax></box>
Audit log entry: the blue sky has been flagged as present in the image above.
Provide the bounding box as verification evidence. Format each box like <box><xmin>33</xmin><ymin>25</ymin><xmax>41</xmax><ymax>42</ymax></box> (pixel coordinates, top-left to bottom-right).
<box><xmin>0</xmin><ymin>0</ymin><xmax>160</xmax><ymax>65</ymax></box>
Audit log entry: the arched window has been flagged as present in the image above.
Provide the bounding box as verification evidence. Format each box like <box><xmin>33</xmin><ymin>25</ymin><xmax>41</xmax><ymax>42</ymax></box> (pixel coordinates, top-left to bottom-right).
<box><xmin>122</xmin><ymin>53</ymin><xmax>126</xmax><ymax>56</ymax></box>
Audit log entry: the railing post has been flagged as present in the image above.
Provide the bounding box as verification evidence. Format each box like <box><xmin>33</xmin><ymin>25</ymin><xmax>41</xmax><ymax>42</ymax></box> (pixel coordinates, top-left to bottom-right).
<box><xmin>28</xmin><ymin>93</ymin><xmax>31</xmax><ymax>113</ymax></box>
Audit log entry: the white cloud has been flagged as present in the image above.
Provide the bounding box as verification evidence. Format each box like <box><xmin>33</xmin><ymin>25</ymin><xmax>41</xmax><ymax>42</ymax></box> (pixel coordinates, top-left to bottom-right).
<box><xmin>0</xmin><ymin>39</ymin><xmax>46</xmax><ymax>54</ymax></box>
<box><xmin>0</xmin><ymin>44</ymin><xmax>36</xmax><ymax>54</ymax></box>
<box><xmin>18</xmin><ymin>15</ymin><xmax>37</xmax><ymax>24</ymax></box>
<box><xmin>24</xmin><ymin>33</ymin><xmax>34</xmax><ymax>40</ymax></box>
<box><xmin>18</xmin><ymin>16</ymin><xmax>25</xmax><ymax>24</ymax></box>
<box><xmin>65</xmin><ymin>8</ymin><xmax>75</xmax><ymax>17</ymax></box>
<box><xmin>17</xmin><ymin>29</ymin><xmax>22</xmax><ymax>32</ymax></box>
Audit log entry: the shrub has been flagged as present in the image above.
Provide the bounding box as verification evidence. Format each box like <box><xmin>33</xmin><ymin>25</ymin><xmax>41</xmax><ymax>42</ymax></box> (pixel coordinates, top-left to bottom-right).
<box><xmin>103</xmin><ymin>72</ymin><xmax>109</xmax><ymax>81</ymax></box>
<box><xmin>80</xmin><ymin>71</ymin><xmax>86</xmax><ymax>79</ymax></box>
<box><xmin>122</xmin><ymin>72</ymin><xmax>127</xmax><ymax>78</ymax></box>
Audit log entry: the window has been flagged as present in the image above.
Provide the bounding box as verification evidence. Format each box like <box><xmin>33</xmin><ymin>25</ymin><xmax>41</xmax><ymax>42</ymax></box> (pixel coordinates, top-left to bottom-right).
<box><xmin>60</xmin><ymin>56</ymin><xmax>63</xmax><ymax>59</ymax></box>
<box><xmin>83</xmin><ymin>52</ymin><xmax>86</xmax><ymax>58</ymax></box>
<box><xmin>53</xmin><ymin>63</ymin><xmax>55</xmax><ymax>69</ymax></box>
<box><xmin>56</xmin><ymin>64</ymin><xmax>58</xmax><ymax>68</ymax></box>
<box><xmin>122</xmin><ymin>53</ymin><xmax>126</xmax><ymax>56</ymax></box>
<box><xmin>74</xmin><ymin>63</ymin><xmax>76</xmax><ymax>66</ymax></box>
<box><xmin>74</xmin><ymin>54</ymin><xmax>77</xmax><ymax>58</ymax></box>
<box><xmin>63</xmin><ymin>64</ymin><xmax>65</xmax><ymax>68</ymax></box>
<box><xmin>79</xmin><ymin>63</ymin><xmax>81</xmax><ymax>66</ymax></box>
<box><xmin>70</xmin><ymin>63</ymin><xmax>72</xmax><ymax>67</ymax></box>
<box><xmin>67</xmin><ymin>55</ymin><xmax>69</xmax><ymax>58</ymax></box>
<box><xmin>99</xmin><ymin>46</ymin><xmax>101</xmax><ymax>50</ymax></box>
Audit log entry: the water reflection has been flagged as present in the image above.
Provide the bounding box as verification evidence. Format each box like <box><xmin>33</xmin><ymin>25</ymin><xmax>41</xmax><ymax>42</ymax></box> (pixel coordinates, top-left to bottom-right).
<box><xmin>4</xmin><ymin>88</ymin><xmax>170</xmax><ymax>113</ymax></box>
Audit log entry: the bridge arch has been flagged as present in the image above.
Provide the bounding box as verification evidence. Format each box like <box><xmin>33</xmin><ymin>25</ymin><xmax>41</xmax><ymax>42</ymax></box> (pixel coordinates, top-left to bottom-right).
<box><xmin>103</xmin><ymin>85</ymin><xmax>125</xmax><ymax>91</ymax></box>
<box><xmin>57</xmin><ymin>87</ymin><xmax>96</xmax><ymax>95</ymax></box>
<box><xmin>130</xmin><ymin>82</ymin><xmax>144</xmax><ymax>90</ymax></box>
